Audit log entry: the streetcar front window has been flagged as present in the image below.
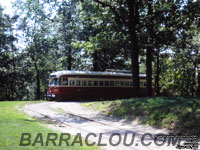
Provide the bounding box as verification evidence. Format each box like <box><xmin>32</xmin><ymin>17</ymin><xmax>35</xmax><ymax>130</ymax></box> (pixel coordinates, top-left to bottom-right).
<box><xmin>49</xmin><ymin>78</ymin><xmax>59</xmax><ymax>86</ymax></box>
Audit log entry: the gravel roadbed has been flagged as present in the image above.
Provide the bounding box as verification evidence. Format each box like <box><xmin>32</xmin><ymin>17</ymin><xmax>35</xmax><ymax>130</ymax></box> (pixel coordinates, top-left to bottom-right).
<box><xmin>23</xmin><ymin>102</ymin><xmax>182</xmax><ymax>150</ymax></box>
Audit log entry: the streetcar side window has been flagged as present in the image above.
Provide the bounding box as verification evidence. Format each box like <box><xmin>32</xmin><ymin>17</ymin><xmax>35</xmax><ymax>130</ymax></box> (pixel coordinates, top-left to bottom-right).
<box><xmin>105</xmin><ymin>81</ymin><xmax>109</xmax><ymax>86</ymax></box>
<box><xmin>125</xmin><ymin>81</ymin><xmax>129</xmax><ymax>86</ymax></box>
<box><xmin>82</xmin><ymin>80</ymin><xmax>87</xmax><ymax>86</ymax></box>
<box><xmin>110</xmin><ymin>81</ymin><xmax>114</xmax><ymax>86</ymax></box>
<box><xmin>88</xmin><ymin>81</ymin><xmax>94</xmax><ymax>86</ymax></box>
<box><xmin>70</xmin><ymin>80</ymin><xmax>75</xmax><ymax>86</ymax></box>
<box><xmin>115</xmin><ymin>81</ymin><xmax>120</xmax><ymax>86</ymax></box>
<box><xmin>94</xmin><ymin>81</ymin><xmax>98</xmax><ymax>86</ymax></box>
<box><xmin>120</xmin><ymin>81</ymin><xmax>124</xmax><ymax>86</ymax></box>
<box><xmin>140</xmin><ymin>82</ymin><xmax>144</xmax><ymax>87</ymax></box>
<box><xmin>62</xmin><ymin>78</ymin><xmax>68</xmax><ymax>85</ymax></box>
<box><xmin>76</xmin><ymin>80</ymin><xmax>81</xmax><ymax>86</ymax></box>
<box><xmin>99</xmin><ymin>81</ymin><xmax>104</xmax><ymax>86</ymax></box>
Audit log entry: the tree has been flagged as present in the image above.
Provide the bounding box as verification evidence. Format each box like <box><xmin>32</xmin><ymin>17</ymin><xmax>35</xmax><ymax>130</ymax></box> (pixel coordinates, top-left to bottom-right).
<box><xmin>73</xmin><ymin>1</ymin><xmax>130</xmax><ymax>71</ymax></box>
<box><xmin>14</xmin><ymin>0</ymin><xmax>63</xmax><ymax>99</ymax></box>
<box><xmin>0</xmin><ymin>6</ymin><xmax>29</xmax><ymax>100</ymax></box>
<box><xmin>89</xmin><ymin>0</ymin><xmax>141</xmax><ymax>96</ymax></box>
<box><xmin>57</xmin><ymin>0</ymin><xmax>79</xmax><ymax>70</ymax></box>
<box><xmin>8</xmin><ymin>0</ymin><xmax>200</xmax><ymax>99</ymax></box>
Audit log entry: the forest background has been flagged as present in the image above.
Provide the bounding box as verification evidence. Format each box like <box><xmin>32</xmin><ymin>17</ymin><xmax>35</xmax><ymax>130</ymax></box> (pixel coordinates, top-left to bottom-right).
<box><xmin>0</xmin><ymin>0</ymin><xmax>199</xmax><ymax>100</ymax></box>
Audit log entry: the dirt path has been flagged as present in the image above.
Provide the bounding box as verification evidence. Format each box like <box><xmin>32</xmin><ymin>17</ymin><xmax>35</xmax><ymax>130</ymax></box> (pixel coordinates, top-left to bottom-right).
<box><xmin>23</xmin><ymin>102</ymin><xmax>180</xmax><ymax>150</ymax></box>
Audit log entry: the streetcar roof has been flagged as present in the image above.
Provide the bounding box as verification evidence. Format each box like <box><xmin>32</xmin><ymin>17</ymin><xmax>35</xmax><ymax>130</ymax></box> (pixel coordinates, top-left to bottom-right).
<box><xmin>49</xmin><ymin>70</ymin><xmax>146</xmax><ymax>78</ymax></box>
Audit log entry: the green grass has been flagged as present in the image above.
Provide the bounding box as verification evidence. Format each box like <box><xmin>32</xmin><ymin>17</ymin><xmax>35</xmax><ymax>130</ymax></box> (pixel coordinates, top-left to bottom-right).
<box><xmin>0</xmin><ymin>101</ymin><xmax>99</xmax><ymax>150</ymax></box>
<box><xmin>82</xmin><ymin>97</ymin><xmax>200</xmax><ymax>135</ymax></box>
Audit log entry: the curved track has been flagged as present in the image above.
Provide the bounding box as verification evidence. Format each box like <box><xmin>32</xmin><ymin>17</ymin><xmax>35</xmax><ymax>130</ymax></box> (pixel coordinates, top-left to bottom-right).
<box><xmin>23</xmin><ymin>102</ymin><xmax>179</xmax><ymax>150</ymax></box>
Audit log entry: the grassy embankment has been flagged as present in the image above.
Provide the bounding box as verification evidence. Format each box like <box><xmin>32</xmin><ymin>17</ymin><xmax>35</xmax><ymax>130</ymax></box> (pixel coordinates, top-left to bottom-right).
<box><xmin>0</xmin><ymin>101</ymin><xmax>99</xmax><ymax>150</ymax></box>
<box><xmin>83</xmin><ymin>97</ymin><xmax>200</xmax><ymax>134</ymax></box>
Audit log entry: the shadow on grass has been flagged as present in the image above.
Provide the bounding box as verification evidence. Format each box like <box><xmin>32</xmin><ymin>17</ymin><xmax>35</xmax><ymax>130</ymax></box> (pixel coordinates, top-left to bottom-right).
<box><xmin>26</xmin><ymin>116</ymin><xmax>58</xmax><ymax>125</ymax></box>
<box><xmin>105</xmin><ymin>97</ymin><xmax>200</xmax><ymax>135</ymax></box>
<box><xmin>52</xmin><ymin>97</ymin><xmax>127</xmax><ymax>103</ymax></box>
<box><xmin>23</xmin><ymin>119</ymin><xmax>38</xmax><ymax>122</ymax></box>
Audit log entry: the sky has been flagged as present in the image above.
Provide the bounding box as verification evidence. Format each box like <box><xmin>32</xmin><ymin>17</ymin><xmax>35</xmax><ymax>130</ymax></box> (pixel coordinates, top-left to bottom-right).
<box><xmin>0</xmin><ymin>0</ymin><xmax>15</xmax><ymax>15</ymax></box>
<box><xmin>0</xmin><ymin>0</ymin><xmax>26</xmax><ymax>49</ymax></box>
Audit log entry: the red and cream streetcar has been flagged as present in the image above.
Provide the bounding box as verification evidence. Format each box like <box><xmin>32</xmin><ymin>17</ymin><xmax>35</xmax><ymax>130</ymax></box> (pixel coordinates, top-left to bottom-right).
<box><xmin>47</xmin><ymin>70</ymin><xmax>155</xmax><ymax>100</ymax></box>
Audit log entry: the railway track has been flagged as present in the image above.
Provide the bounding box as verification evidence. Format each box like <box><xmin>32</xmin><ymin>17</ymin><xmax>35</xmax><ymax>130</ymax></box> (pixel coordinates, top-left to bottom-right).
<box><xmin>26</xmin><ymin>103</ymin><xmax>134</xmax><ymax>132</ymax></box>
<box><xmin>24</xmin><ymin>102</ymin><xmax>178</xmax><ymax>150</ymax></box>
<box><xmin>25</xmin><ymin>105</ymin><xmax>138</xmax><ymax>150</ymax></box>
<box><xmin>43</xmin><ymin>102</ymin><xmax>138</xmax><ymax>133</ymax></box>
<box><xmin>61</xmin><ymin>111</ymin><xmax>138</xmax><ymax>133</ymax></box>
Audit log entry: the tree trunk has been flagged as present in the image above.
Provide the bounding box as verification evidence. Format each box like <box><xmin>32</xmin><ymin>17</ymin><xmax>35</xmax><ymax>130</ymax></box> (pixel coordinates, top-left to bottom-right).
<box><xmin>31</xmin><ymin>54</ymin><xmax>40</xmax><ymax>100</ymax></box>
<box><xmin>191</xmin><ymin>62</ymin><xmax>196</xmax><ymax>97</ymax></box>
<box><xmin>146</xmin><ymin>46</ymin><xmax>152</xmax><ymax>96</ymax></box>
<box><xmin>62</xmin><ymin>3</ymin><xmax>72</xmax><ymax>71</ymax></box>
<box><xmin>198</xmin><ymin>57</ymin><xmax>200</xmax><ymax>97</ymax></box>
<box><xmin>67</xmin><ymin>46</ymin><xmax>72</xmax><ymax>70</ymax></box>
<box><xmin>34</xmin><ymin>62</ymin><xmax>40</xmax><ymax>100</ymax></box>
<box><xmin>146</xmin><ymin>0</ymin><xmax>153</xmax><ymax>96</ymax></box>
<box><xmin>198</xmin><ymin>70</ymin><xmax>200</xmax><ymax>97</ymax></box>
<box><xmin>11</xmin><ymin>43</ymin><xmax>16</xmax><ymax>100</ymax></box>
<box><xmin>36</xmin><ymin>70</ymin><xmax>40</xmax><ymax>100</ymax></box>
<box><xmin>197</xmin><ymin>56</ymin><xmax>200</xmax><ymax>97</ymax></box>
<box><xmin>93</xmin><ymin>51</ymin><xmax>99</xmax><ymax>71</ymax></box>
<box><xmin>127</xmin><ymin>0</ymin><xmax>140</xmax><ymax>97</ymax></box>
<box><xmin>155</xmin><ymin>48</ymin><xmax>160</xmax><ymax>96</ymax></box>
